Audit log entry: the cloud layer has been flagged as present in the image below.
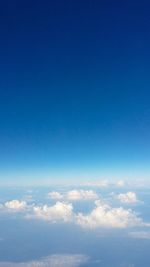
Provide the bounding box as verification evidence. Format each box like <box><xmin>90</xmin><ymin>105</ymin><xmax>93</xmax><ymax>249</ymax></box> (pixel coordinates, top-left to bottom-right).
<box><xmin>1</xmin><ymin>199</ymin><xmax>145</xmax><ymax>229</ymax></box>
<box><xmin>48</xmin><ymin>190</ymin><xmax>98</xmax><ymax>201</ymax></box>
<box><xmin>129</xmin><ymin>231</ymin><xmax>150</xmax><ymax>239</ymax></box>
<box><xmin>0</xmin><ymin>187</ymin><xmax>148</xmax><ymax>230</ymax></box>
<box><xmin>0</xmin><ymin>254</ymin><xmax>88</xmax><ymax>267</ymax></box>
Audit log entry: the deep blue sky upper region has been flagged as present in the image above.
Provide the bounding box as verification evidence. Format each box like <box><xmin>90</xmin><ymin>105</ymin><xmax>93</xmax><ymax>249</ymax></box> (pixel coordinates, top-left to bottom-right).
<box><xmin>0</xmin><ymin>0</ymin><xmax>150</xmax><ymax>183</ymax></box>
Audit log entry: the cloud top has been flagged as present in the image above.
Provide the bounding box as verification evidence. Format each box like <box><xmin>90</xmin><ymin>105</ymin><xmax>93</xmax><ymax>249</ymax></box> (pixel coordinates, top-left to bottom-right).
<box><xmin>5</xmin><ymin>200</ymin><xmax>27</xmax><ymax>211</ymax></box>
<box><xmin>76</xmin><ymin>199</ymin><xmax>143</xmax><ymax>229</ymax></box>
<box><xmin>32</xmin><ymin>202</ymin><xmax>73</xmax><ymax>223</ymax></box>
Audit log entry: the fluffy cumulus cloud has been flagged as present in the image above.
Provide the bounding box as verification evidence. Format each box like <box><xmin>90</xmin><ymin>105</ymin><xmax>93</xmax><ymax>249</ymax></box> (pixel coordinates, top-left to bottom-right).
<box><xmin>32</xmin><ymin>202</ymin><xmax>73</xmax><ymax>222</ymax></box>
<box><xmin>0</xmin><ymin>254</ymin><xmax>88</xmax><ymax>267</ymax></box>
<box><xmin>117</xmin><ymin>192</ymin><xmax>138</xmax><ymax>204</ymax></box>
<box><xmin>4</xmin><ymin>200</ymin><xmax>27</xmax><ymax>211</ymax></box>
<box><xmin>0</xmin><ymin>194</ymin><xmax>147</xmax><ymax>229</ymax></box>
<box><xmin>66</xmin><ymin>190</ymin><xmax>98</xmax><ymax>201</ymax></box>
<box><xmin>30</xmin><ymin>199</ymin><xmax>144</xmax><ymax>229</ymax></box>
<box><xmin>76</xmin><ymin>200</ymin><xmax>143</xmax><ymax>229</ymax></box>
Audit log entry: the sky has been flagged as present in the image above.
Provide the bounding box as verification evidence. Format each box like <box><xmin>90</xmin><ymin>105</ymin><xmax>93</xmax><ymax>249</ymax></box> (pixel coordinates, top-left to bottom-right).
<box><xmin>0</xmin><ymin>0</ymin><xmax>150</xmax><ymax>184</ymax></box>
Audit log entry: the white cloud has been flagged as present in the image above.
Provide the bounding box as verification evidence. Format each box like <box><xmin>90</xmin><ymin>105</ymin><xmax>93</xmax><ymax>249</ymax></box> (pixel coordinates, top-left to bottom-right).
<box><xmin>129</xmin><ymin>231</ymin><xmax>150</xmax><ymax>239</ymax></box>
<box><xmin>48</xmin><ymin>191</ymin><xmax>63</xmax><ymax>200</ymax></box>
<box><xmin>117</xmin><ymin>192</ymin><xmax>138</xmax><ymax>204</ymax></box>
<box><xmin>0</xmin><ymin>254</ymin><xmax>88</xmax><ymax>267</ymax></box>
<box><xmin>116</xmin><ymin>180</ymin><xmax>125</xmax><ymax>187</ymax></box>
<box><xmin>28</xmin><ymin>198</ymin><xmax>144</xmax><ymax>229</ymax></box>
<box><xmin>32</xmin><ymin>202</ymin><xmax>73</xmax><ymax>223</ymax></box>
<box><xmin>76</xmin><ymin>199</ymin><xmax>143</xmax><ymax>229</ymax></box>
<box><xmin>48</xmin><ymin>190</ymin><xmax>98</xmax><ymax>201</ymax></box>
<box><xmin>4</xmin><ymin>200</ymin><xmax>27</xmax><ymax>211</ymax></box>
<box><xmin>66</xmin><ymin>190</ymin><xmax>98</xmax><ymax>201</ymax></box>
<box><xmin>0</xmin><ymin>195</ymin><xmax>148</xmax><ymax>230</ymax></box>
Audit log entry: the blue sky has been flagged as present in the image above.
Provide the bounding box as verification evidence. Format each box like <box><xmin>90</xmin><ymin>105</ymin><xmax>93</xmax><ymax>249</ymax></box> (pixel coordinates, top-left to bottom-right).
<box><xmin>0</xmin><ymin>0</ymin><xmax>150</xmax><ymax>184</ymax></box>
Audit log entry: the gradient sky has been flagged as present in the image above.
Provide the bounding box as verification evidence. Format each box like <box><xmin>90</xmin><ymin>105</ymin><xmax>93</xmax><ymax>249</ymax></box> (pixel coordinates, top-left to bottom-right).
<box><xmin>0</xmin><ymin>0</ymin><xmax>150</xmax><ymax>183</ymax></box>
